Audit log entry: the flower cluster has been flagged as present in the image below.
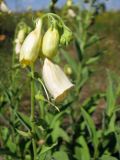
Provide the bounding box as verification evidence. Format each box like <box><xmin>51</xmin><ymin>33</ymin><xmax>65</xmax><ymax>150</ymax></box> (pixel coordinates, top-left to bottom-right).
<box><xmin>19</xmin><ymin>15</ymin><xmax>74</xmax><ymax>102</ymax></box>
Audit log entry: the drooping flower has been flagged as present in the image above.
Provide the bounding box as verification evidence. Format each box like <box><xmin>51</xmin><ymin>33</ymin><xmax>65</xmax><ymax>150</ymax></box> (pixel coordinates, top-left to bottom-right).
<box><xmin>42</xmin><ymin>27</ymin><xmax>59</xmax><ymax>59</ymax></box>
<box><xmin>42</xmin><ymin>58</ymin><xmax>74</xmax><ymax>102</ymax></box>
<box><xmin>19</xmin><ymin>19</ymin><xmax>43</xmax><ymax>67</ymax></box>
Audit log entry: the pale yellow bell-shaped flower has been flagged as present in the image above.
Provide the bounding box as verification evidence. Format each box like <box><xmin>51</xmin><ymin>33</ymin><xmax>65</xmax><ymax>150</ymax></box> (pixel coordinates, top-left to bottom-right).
<box><xmin>42</xmin><ymin>58</ymin><xmax>74</xmax><ymax>102</ymax></box>
<box><xmin>19</xmin><ymin>19</ymin><xmax>42</xmax><ymax>67</ymax></box>
<box><xmin>42</xmin><ymin>27</ymin><xmax>59</xmax><ymax>59</ymax></box>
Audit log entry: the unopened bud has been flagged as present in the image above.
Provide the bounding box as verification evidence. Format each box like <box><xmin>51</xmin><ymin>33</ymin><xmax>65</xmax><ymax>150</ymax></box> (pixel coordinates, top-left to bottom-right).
<box><xmin>60</xmin><ymin>27</ymin><xmax>73</xmax><ymax>46</ymax></box>
<box><xmin>17</xmin><ymin>29</ymin><xmax>26</xmax><ymax>44</ymax></box>
<box><xmin>66</xmin><ymin>0</ymin><xmax>73</xmax><ymax>7</ymax></box>
<box><xmin>64</xmin><ymin>65</ymin><xmax>72</xmax><ymax>75</ymax></box>
<box><xmin>42</xmin><ymin>27</ymin><xmax>59</xmax><ymax>59</ymax></box>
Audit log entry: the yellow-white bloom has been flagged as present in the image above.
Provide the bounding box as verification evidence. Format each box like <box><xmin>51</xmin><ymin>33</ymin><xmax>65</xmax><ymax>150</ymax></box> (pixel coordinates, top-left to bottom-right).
<box><xmin>17</xmin><ymin>29</ymin><xmax>26</xmax><ymax>44</ymax></box>
<box><xmin>42</xmin><ymin>27</ymin><xmax>59</xmax><ymax>58</ymax></box>
<box><xmin>42</xmin><ymin>58</ymin><xmax>74</xmax><ymax>102</ymax></box>
<box><xmin>19</xmin><ymin>19</ymin><xmax>42</xmax><ymax>66</ymax></box>
<box><xmin>66</xmin><ymin>0</ymin><xmax>73</xmax><ymax>7</ymax></box>
<box><xmin>68</xmin><ymin>9</ymin><xmax>76</xmax><ymax>18</ymax></box>
<box><xmin>0</xmin><ymin>1</ymin><xmax>11</xmax><ymax>13</ymax></box>
<box><xmin>15</xmin><ymin>42</ymin><xmax>21</xmax><ymax>55</ymax></box>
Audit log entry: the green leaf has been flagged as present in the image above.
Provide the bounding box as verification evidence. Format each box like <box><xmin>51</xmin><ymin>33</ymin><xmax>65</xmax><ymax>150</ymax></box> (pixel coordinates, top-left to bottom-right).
<box><xmin>85</xmin><ymin>56</ymin><xmax>100</xmax><ymax>65</ymax></box>
<box><xmin>16</xmin><ymin>129</ymin><xmax>32</xmax><ymax>138</ymax></box>
<box><xmin>74</xmin><ymin>147</ymin><xmax>81</xmax><ymax>160</ymax></box>
<box><xmin>100</xmin><ymin>155</ymin><xmax>118</xmax><ymax>160</ymax></box>
<box><xmin>115</xmin><ymin>126</ymin><xmax>120</xmax><ymax>154</ymax></box>
<box><xmin>86</xmin><ymin>34</ymin><xmax>100</xmax><ymax>48</ymax></box>
<box><xmin>39</xmin><ymin>150</ymin><xmax>52</xmax><ymax>160</ymax></box>
<box><xmin>61</xmin><ymin>49</ymin><xmax>78</xmax><ymax>75</ymax></box>
<box><xmin>52</xmin><ymin>126</ymin><xmax>70</xmax><ymax>143</ymax></box>
<box><xmin>81</xmin><ymin>108</ymin><xmax>98</xmax><ymax>155</ymax></box>
<box><xmin>16</xmin><ymin>112</ymin><xmax>31</xmax><ymax>130</ymax></box>
<box><xmin>108</xmin><ymin>113</ymin><xmax>116</xmax><ymax>133</ymax></box>
<box><xmin>0</xmin><ymin>148</ymin><xmax>20</xmax><ymax>159</ymax></box>
<box><xmin>106</xmin><ymin>71</ymin><xmax>116</xmax><ymax>117</ymax></box>
<box><xmin>25</xmin><ymin>155</ymin><xmax>31</xmax><ymax>160</ymax></box>
<box><xmin>74</xmin><ymin>39</ymin><xmax>83</xmax><ymax>61</ymax></box>
<box><xmin>6</xmin><ymin>135</ymin><xmax>17</xmax><ymax>153</ymax></box>
<box><xmin>35</xmin><ymin>94</ymin><xmax>45</xmax><ymax>101</ymax></box>
<box><xmin>39</xmin><ymin>143</ymin><xmax>57</xmax><ymax>156</ymax></box>
<box><xmin>50</xmin><ymin>111</ymin><xmax>66</xmax><ymax>128</ymax></box>
<box><xmin>53</xmin><ymin>151</ymin><xmax>69</xmax><ymax>160</ymax></box>
<box><xmin>77</xmin><ymin>67</ymin><xmax>89</xmax><ymax>90</ymax></box>
<box><xmin>51</xmin><ymin>120</ymin><xmax>70</xmax><ymax>143</ymax></box>
<box><xmin>75</xmin><ymin>136</ymin><xmax>90</xmax><ymax>160</ymax></box>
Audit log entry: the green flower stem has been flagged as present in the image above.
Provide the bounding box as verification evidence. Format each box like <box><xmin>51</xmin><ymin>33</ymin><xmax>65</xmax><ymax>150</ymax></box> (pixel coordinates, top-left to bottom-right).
<box><xmin>42</xmin><ymin>13</ymin><xmax>65</xmax><ymax>27</ymax></box>
<box><xmin>30</xmin><ymin>64</ymin><xmax>37</xmax><ymax>160</ymax></box>
<box><xmin>11</xmin><ymin>49</ymin><xmax>17</xmax><ymax>139</ymax></box>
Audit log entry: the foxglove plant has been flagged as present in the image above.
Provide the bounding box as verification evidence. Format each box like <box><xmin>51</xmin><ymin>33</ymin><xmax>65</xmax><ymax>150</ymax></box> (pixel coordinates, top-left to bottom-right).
<box><xmin>18</xmin><ymin>13</ymin><xmax>73</xmax><ymax>159</ymax></box>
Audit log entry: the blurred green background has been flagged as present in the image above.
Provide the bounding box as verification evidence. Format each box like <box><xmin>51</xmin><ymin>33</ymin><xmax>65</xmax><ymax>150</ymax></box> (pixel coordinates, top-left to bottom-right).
<box><xmin>0</xmin><ymin>1</ymin><xmax>120</xmax><ymax>159</ymax></box>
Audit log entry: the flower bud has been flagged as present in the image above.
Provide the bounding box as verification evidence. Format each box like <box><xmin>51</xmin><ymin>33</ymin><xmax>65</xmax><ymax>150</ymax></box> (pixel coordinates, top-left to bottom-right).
<box><xmin>64</xmin><ymin>65</ymin><xmax>72</xmax><ymax>75</ymax></box>
<box><xmin>19</xmin><ymin>19</ymin><xmax>43</xmax><ymax>67</ymax></box>
<box><xmin>60</xmin><ymin>27</ymin><xmax>73</xmax><ymax>46</ymax></box>
<box><xmin>42</xmin><ymin>58</ymin><xmax>74</xmax><ymax>102</ymax></box>
<box><xmin>68</xmin><ymin>9</ymin><xmax>76</xmax><ymax>18</ymax></box>
<box><xmin>17</xmin><ymin>29</ymin><xmax>26</xmax><ymax>44</ymax></box>
<box><xmin>66</xmin><ymin>0</ymin><xmax>73</xmax><ymax>7</ymax></box>
<box><xmin>42</xmin><ymin>27</ymin><xmax>59</xmax><ymax>59</ymax></box>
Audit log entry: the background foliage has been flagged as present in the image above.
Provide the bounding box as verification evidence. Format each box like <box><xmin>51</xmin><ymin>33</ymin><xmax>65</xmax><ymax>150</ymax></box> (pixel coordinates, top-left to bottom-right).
<box><xmin>0</xmin><ymin>0</ymin><xmax>120</xmax><ymax>160</ymax></box>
